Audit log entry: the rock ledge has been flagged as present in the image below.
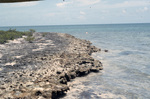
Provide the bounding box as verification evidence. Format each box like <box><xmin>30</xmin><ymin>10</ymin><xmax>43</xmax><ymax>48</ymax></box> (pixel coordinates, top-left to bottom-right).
<box><xmin>0</xmin><ymin>32</ymin><xmax>103</xmax><ymax>99</ymax></box>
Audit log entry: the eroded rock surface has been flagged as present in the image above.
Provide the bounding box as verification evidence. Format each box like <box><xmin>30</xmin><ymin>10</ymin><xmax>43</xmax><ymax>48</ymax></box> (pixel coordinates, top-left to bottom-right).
<box><xmin>0</xmin><ymin>32</ymin><xmax>102</xmax><ymax>99</ymax></box>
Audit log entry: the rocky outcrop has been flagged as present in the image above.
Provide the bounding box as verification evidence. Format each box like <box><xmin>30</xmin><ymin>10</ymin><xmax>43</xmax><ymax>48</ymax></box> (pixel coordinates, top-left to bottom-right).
<box><xmin>0</xmin><ymin>32</ymin><xmax>103</xmax><ymax>99</ymax></box>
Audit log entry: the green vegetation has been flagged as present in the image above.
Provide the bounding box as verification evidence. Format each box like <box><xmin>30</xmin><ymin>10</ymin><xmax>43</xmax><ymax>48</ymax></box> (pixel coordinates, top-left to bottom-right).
<box><xmin>0</xmin><ymin>29</ymin><xmax>36</xmax><ymax>44</ymax></box>
<box><xmin>24</xmin><ymin>35</ymin><xmax>35</xmax><ymax>43</ymax></box>
<box><xmin>24</xmin><ymin>29</ymin><xmax>35</xmax><ymax>43</ymax></box>
<box><xmin>42</xmin><ymin>32</ymin><xmax>47</xmax><ymax>37</ymax></box>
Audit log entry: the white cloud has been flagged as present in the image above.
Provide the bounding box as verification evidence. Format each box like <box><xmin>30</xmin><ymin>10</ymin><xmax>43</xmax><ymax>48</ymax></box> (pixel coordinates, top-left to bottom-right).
<box><xmin>80</xmin><ymin>11</ymin><xmax>86</xmax><ymax>15</ymax></box>
<box><xmin>122</xmin><ymin>9</ymin><xmax>127</xmax><ymax>13</ymax></box>
<box><xmin>3</xmin><ymin>2</ymin><xmax>38</xmax><ymax>7</ymax></box>
<box><xmin>144</xmin><ymin>7</ymin><xmax>148</xmax><ymax>11</ymax></box>
<box><xmin>136</xmin><ymin>7</ymin><xmax>149</xmax><ymax>12</ymax></box>
<box><xmin>78</xmin><ymin>15</ymin><xmax>86</xmax><ymax>20</ymax></box>
<box><xmin>56</xmin><ymin>0</ymin><xmax>150</xmax><ymax>9</ymax></box>
<box><xmin>76</xmin><ymin>0</ymin><xmax>100</xmax><ymax>6</ymax></box>
<box><xmin>56</xmin><ymin>2</ymin><xmax>72</xmax><ymax>8</ymax></box>
<box><xmin>78</xmin><ymin>11</ymin><xmax>86</xmax><ymax>20</ymax></box>
<box><xmin>98</xmin><ymin>1</ymin><xmax>150</xmax><ymax>9</ymax></box>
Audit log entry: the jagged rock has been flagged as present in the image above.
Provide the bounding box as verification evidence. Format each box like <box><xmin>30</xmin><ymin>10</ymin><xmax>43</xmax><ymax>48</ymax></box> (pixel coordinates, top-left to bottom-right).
<box><xmin>69</xmin><ymin>72</ymin><xmax>76</xmax><ymax>79</ymax></box>
<box><xmin>90</xmin><ymin>67</ymin><xmax>99</xmax><ymax>72</ymax></box>
<box><xmin>0</xmin><ymin>32</ymin><xmax>103</xmax><ymax>99</ymax></box>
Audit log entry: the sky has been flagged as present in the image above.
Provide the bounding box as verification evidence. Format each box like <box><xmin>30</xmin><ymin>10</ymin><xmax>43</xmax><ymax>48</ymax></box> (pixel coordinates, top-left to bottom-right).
<box><xmin>0</xmin><ymin>0</ymin><xmax>150</xmax><ymax>26</ymax></box>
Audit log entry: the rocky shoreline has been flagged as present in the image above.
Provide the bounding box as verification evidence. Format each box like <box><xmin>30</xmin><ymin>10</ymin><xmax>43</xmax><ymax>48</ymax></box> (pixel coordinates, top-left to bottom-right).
<box><xmin>0</xmin><ymin>32</ymin><xmax>103</xmax><ymax>99</ymax></box>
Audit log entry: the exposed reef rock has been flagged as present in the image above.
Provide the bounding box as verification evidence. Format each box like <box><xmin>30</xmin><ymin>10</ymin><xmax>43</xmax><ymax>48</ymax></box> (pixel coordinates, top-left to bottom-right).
<box><xmin>0</xmin><ymin>32</ymin><xmax>103</xmax><ymax>99</ymax></box>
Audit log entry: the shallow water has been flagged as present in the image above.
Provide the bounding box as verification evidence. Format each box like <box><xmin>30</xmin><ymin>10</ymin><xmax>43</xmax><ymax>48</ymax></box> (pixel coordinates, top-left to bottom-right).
<box><xmin>1</xmin><ymin>23</ymin><xmax>150</xmax><ymax>98</ymax></box>
<box><xmin>60</xmin><ymin>51</ymin><xmax>150</xmax><ymax>99</ymax></box>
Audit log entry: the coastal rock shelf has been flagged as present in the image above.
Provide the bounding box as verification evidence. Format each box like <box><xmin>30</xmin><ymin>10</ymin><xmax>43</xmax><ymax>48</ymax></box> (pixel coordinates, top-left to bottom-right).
<box><xmin>0</xmin><ymin>32</ymin><xmax>103</xmax><ymax>99</ymax></box>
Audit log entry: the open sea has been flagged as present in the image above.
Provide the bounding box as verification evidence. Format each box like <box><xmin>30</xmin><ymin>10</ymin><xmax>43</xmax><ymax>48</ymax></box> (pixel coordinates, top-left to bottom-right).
<box><xmin>0</xmin><ymin>23</ymin><xmax>150</xmax><ymax>99</ymax></box>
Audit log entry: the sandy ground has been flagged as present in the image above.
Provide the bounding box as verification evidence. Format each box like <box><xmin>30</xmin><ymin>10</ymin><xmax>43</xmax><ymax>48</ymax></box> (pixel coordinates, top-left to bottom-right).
<box><xmin>0</xmin><ymin>53</ymin><xmax>2</xmax><ymax>58</ymax></box>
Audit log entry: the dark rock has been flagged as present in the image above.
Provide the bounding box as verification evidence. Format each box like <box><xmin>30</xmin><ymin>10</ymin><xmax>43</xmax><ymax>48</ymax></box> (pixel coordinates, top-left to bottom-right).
<box><xmin>56</xmin><ymin>71</ymin><xmax>61</xmax><ymax>74</ymax></box>
<box><xmin>69</xmin><ymin>72</ymin><xmax>76</xmax><ymax>79</ymax></box>
<box><xmin>35</xmin><ymin>91</ymin><xmax>42</xmax><ymax>96</ymax></box>
<box><xmin>90</xmin><ymin>67</ymin><xmax>99</xmax><ymax>72</ymax></box>
<box><xmin>104</xmin><ymin>50</ymin><xmax>108</xmax><ymax>52</ymax></box>
<box><xmin>77</xmin><ymin>67</ymin><xmax>90</xmax><ymax>76</ymax></box>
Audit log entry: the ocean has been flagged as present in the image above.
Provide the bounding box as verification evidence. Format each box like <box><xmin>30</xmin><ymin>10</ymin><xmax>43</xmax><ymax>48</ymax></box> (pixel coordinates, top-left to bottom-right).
<box><xmin>0</xmin><ymin>23</ymin><xmax>150</xmax><ymax>99</ymax></box>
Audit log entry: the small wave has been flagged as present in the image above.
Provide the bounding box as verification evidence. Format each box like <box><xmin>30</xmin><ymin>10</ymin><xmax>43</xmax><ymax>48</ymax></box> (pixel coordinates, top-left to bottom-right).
<box><xmin>146</xmin><ymin>34</ymin><xmax>150</xmax><ymax>37</ymax></box>
<box><xmin>118</xmin><ymin>50</ymin><xmax>146</xmax><ymax>56</ymax></box>
<box><xmin>119</xmin><ymin>51</ymin><xmax>133</xmax><ymax>55</ymax></box>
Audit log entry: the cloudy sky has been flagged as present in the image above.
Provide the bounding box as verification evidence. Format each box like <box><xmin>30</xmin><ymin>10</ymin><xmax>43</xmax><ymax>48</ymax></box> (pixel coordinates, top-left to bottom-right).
<box><xmin>0</xmin><ymin>0</ymin><xmax>150</xmax><ymax>26</ymax></box>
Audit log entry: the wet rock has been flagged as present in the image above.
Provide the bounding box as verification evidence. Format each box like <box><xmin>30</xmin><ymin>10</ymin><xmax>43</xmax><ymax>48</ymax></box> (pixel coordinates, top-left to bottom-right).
<box><xmin>104</xmin><ymin>50</ymin><xmax>108</xmax><ymax>52</ymax></box>
<box><xmin>90</xmin><ymin>67</ymin><xmax>99</xmax><ymax>72</ymax></box>
<box><xmin>77</xmin><ymin>66</ymin><xmax>90</xmax><ymax>76</ymax></box>
<box><xmin>69</xmin><ymin>72</ymin><xmax>76</xmax><ymax>79</ymax></box>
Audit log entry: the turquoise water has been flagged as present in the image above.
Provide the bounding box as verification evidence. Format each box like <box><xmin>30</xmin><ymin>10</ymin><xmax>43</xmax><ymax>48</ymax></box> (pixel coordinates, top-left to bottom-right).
<box><xmin>0</xmin><ymin>23</ymin><xmax>150</xmax><ymax>99</ymax></box>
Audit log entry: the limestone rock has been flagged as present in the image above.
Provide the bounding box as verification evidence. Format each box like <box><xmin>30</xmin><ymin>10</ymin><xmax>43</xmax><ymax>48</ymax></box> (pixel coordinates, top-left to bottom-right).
<box><xmin>0</xmin><ymin>32</ymin><xmax>103</xmax><ymax>99</ymax></box>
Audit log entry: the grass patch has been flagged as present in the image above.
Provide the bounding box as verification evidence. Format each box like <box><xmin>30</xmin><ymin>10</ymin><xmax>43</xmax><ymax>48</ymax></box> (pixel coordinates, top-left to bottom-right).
<box><xmin>24</xmin><ymin>36</ymin><xmax>35</xmax><ymax>43</ymax></box>
<box><xmin>0</xmin><ymin>29</ymin><xmax>36</xmax><ymax>44</ymax></box>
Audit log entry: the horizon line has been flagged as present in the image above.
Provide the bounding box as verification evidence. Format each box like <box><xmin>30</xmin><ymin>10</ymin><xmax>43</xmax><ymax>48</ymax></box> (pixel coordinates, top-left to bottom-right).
<box><xmin>0</xmin><ymin>22</ymin><xmax>150</xmax><ymax>27</ymax></box>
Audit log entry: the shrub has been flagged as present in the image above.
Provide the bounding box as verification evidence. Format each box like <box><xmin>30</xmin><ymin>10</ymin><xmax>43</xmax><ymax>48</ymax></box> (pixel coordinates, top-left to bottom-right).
<box><xmin>0</xmin><ymin>38</ymin><xmax>6</xmax><ymax>44</ymax></box>
<box><xmin>29</xmin><ymin>29</ymin><xmax>36</xmax><ymax>33</ymax></box>
<box><xmin>24</xmin><ymin>36</ymin><xmax>35</xmax><ymax>43</ymax></box>
<box><xmin>0</xmin><ymin>29</ymin><xmax>36</xmax><ymax>44</ymax></box>
<box><xmin>24</xmin><ymin>29</ymin><xmax>36</xmax><ymax>43</ymax></box>
<box><xmin>8</xmin><ymin>28</ymin><xmax>17</xmax><ymax>32</ymax></box>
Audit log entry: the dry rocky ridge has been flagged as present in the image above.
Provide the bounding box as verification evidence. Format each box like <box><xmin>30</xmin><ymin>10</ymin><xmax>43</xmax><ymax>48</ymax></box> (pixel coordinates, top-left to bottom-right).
<box><xmin>0</xmin><ymin>32</ymin><xmax>103</xmax><ymax>99</ymax></box>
